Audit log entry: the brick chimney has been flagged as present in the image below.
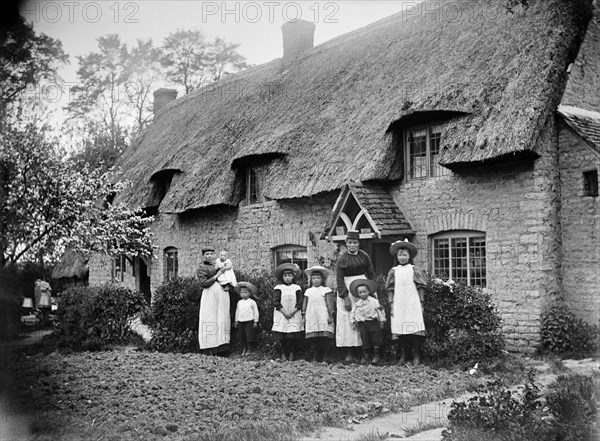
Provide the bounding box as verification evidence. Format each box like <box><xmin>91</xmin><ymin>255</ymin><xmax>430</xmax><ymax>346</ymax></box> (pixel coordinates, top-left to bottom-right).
<box><xmin>153</xmin><ymin>88</ymin><xmax>178</xmax><ymax>117</ymax></box>
<box><xmin>281</xmin><ymin>20</ymin><xmax>316</xmax><ymax>68</ymax></box>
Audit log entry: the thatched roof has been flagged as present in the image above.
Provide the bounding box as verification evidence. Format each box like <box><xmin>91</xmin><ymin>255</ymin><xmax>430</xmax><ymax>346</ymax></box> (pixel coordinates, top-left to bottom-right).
<box><xmin>560</xmin><ymin>1</ymin><xmax>599</xmax><ymax>112</ymax></box>
<box><xmin>51</xmin><ymin>248</ymin><xmax>89</xmax><ymax>280</ymax></box>
<box><xmin>115</xmin><ymin>0</ymin><xmax>590</xmax><ymax>213</ymax></box>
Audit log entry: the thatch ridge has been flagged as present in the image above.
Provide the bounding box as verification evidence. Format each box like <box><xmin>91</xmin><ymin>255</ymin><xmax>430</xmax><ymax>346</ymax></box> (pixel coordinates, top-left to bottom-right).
<box><xmin>114</xmin><ymin>0</ymin><xmax>591</xmax><ymax>213</ymax></box>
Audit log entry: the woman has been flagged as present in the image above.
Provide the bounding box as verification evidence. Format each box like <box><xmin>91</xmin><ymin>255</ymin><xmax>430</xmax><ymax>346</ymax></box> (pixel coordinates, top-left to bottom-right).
<box><xmin>335</xmin><ymin>229</ymin><xmax>376</xmax><ymax>362</ymax></box>
<box><xmin>197</xmin><ymin>246</ymin><xmax>231</xmax><ymax>355</ymax></box>
<box><xmin>386</xmin><ymin>239</ymin><xmax>427</xmax><ymax>365</ymax></box>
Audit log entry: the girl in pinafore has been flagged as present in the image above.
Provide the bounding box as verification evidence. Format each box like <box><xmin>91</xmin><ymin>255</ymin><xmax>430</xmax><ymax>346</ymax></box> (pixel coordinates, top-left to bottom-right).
<box><xmin>302</xmin><ymin>266</ymin><xmax>335</xmax><ymax>362</ymax></box>
<box><xmin>386</xmin><ymin>239</ymin><xmax>428</xmax><ymax>365</ymax></box>
<box><xmin>271</xmin><ymin>263</ymin><xmax>304</xmax><ymax>361</ymax></box>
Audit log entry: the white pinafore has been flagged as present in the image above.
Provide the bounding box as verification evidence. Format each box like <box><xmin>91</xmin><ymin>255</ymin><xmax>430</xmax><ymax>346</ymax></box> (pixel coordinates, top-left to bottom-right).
<box><xmin>390</xmin><ymin>264</ymin><xmax>425</xmax><ymax>336</ymax></box>
<box><xmin>198</xmin><ymin>282</ymin><xmax>231</xmax><ymax>350</ymax></box>
<box><xmin>335</xmin><ymin>274</ymin><xmax>366</xmax><ymax>347</ymax></box>
<box><xmin>271</xmin><ymin>283</ymin><xmax>304</xmax><ymax>333</ymax></box>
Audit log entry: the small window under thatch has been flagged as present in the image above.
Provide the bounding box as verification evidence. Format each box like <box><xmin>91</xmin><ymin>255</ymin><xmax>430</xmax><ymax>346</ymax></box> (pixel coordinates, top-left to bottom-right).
<box><xmin>149</xmin><ymin>169</ymin><xmax>180</xmax><ymax>208</ymax></box>
<box><xmin>243</xmin><ymin>165</ymin><xmax>268</xmax><ymax>205</ymax></box>
<box><xmin>163</xmin><ymin>247</ymin><xmax>178</xmax><ymax>281</ymax></box>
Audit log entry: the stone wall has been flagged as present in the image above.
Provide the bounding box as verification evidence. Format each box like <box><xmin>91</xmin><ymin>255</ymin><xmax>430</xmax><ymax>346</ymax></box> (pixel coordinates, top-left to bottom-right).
<box><xmin>388</xmin><ymin>118</ymin><xmax>563</xmax><ymax>353</ymax></box>
<box><xmin>89</xmin><ymin>193</ymin><xmax>340</xmax><ymax>294</ymax></box>
<box><xmin>558</xmin><ymin>124</ymin><xmax>600</xmax><ymax>324</ymax></box>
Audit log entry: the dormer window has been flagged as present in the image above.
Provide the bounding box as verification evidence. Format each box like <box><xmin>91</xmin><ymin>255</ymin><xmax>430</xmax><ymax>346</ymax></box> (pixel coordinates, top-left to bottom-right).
<box><xmin>405</xmin><ymin>123</ymin><xmax>448</xmax><ymax>179</ymax></box>
<box><xmin>245</xmin><ymin>165</ymin><xmax>267</xmax><ymax>205</ymax></box>
<box><xmin>149</xmin><ymin>169</ymin><xmax>180</xmax><ymax>208</ymax></box>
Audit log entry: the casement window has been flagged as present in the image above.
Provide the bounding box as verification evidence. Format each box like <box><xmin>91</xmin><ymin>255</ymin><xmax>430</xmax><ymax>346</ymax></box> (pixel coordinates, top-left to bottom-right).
<box><xmin>405</xmin><ymin>123</ymin><xmax>449</xmax><ymax>179</ymax></box>
<box><xmin>583</xmin><ymin>170</ymin><xmax>598</xmax><ymax>197</ymax></box>
<box><xmin>245</xmin><ymin>165</ymin><xmax>267</xmax><ymax>205</ymax></box>
<box><xmin>432</xmin><ymin>231</ymin><xmax>486</xmax><ymax>287</ymax></box>
<box><xmin>112</xmin><ymin>255</ymin><xmax>127</xmax><ymax>282</ymax></box>
<box><xmin>163</xmin><ymin>247</ymin><xmax>179</xmax><ymax>281</ymax></box>
<box><xmin>273</xmin><ymin>245</ymin><xmax>308</xmax><ymax>276</ymax></box>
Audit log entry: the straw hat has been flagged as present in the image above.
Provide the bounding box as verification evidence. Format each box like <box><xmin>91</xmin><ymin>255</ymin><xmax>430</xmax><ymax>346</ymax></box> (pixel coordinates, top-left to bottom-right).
<box><xmin>304</xmin><ymin>265</ymin><xmax>331</xmax><ymax>280</ymax></box>
<box><xmin>274</xmin><ymin>263</ymin><xmax>301</xmax><ymax>283</ymax></box>
<box><xmin>236</xmin><ymin>281</ymin><xmax>257</xmax><ymax>296</ymax></box>
<box><xmin>349</xmin><ymin>278</ymin><xmax>378</xmax><ymax>297</ymax></box>
<box><xmin>389</xmin><ymin>239</ymin><xmax>418</xmax><ymax>259</ymax></box>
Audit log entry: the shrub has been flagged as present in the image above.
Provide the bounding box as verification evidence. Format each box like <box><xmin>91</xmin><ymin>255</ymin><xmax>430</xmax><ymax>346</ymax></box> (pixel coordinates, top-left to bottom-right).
<box><xmin>422</xmin><ymin>278</ymin><xmax>504</xmax><ymax>363</ymax></box>
<box><xmin>56</xmin><ymin>283</ymin><xmax>147</xmax><ymax>350</ymax></box>
<box><xmin>442</xmin><ymin>371</ymin><xmax>546</xmax><ymax>441</ymax></box>
<box><xmin>442</xmin><ymin>371</ymin><xmax>600</xmax><ymax>441</ymax></box>
<box><xmin>545</xmin><ymin>372</ymin><xmax>600</xmax><ymax>441</ymax></box>
<box><xmin>142</xmin><ymin>277</ymin><xmax>202</xmax><ymax>352</ymax></box>
<box><xmin>540</xmin><ymin>302</ymin><xmax>600</xmax><ymax>356</ymax></box>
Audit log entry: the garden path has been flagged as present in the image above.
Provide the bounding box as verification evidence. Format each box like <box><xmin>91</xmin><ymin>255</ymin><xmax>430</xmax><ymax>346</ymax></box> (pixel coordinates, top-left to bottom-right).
<box><xmin>301</xmin><ymin>358</ymin><xmax>600</xmax><ymax>441</ymax></box>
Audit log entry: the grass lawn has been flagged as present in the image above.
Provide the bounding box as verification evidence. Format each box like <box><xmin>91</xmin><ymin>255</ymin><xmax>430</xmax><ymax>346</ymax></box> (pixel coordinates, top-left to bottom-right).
<box><xmin>7</xmin><ymin>346</ymin><xmax>527</xmax><ymax>441</ymax></box>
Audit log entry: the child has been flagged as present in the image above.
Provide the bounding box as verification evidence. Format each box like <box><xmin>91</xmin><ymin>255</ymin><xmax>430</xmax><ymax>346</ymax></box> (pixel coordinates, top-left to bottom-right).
<box><xmin>385</xmin><ymin>239</ymin><xmax>427</xmax><ymax>365</ymax></box>
<box><xmin>215</xmin><ymin>250</ymin><xmax>237</xmax><ymax>290</ymax></box>
<box><xmin>234</xmin><ymin>282</ymin><xmax>259</xmax><ymax>356</ymax></box>
<box><xmin>272</xmin><ymin>263</ymin><xmax>304</xmax><ymax>361</ymax></box>
<box><xmin>302</xmin><ymin>266</ymin><xmax>335</xmax><ymax>362</ymax></box>
<box><xmin>349</xmin><ymin>279</ymin><xmax>386</xmax><ymax>364</ymax></box>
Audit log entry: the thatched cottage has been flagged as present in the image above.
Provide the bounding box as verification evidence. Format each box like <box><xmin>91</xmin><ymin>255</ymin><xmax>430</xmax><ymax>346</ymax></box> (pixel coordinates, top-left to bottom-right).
<box><xmin>89</xmin><ymin>0</ymin><xmax>600</xmax><ymax>353</ymax></box>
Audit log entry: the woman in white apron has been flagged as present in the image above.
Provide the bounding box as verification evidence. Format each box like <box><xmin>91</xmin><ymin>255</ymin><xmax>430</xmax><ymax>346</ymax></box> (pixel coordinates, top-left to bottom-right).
<box><xmin>335</xmin><ymin>230</ymin><xmax>376</xmax><ymax>362</ymax></box>
<box><xmin>197</xmin><ymin>246</ymin><xmax>231</xmax><ymax>355</ymax></box>
<box><xmin>271</xmin><ymin>263</ymin><xmax>304</xmax><ymax>361</ymax></box>
<box><xmin>386</xmin><ymin>239</ymin><xmax>428</xmax><ymax>365</ymax></box>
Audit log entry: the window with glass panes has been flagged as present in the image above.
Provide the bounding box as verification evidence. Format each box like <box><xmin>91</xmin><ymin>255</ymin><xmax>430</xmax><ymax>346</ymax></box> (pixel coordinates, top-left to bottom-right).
<box><xmin>113</xmin><ymin>255</ymin><xmax>127</xmax><ymax>282</ymax></box>
<box><xmin>245</xmin><ymin>165</ymin><xmax>267</xmax><ymax>205</ymax></box>
<box><xmin>432</xmin><ymin>232</ymin><xmax>486</xmax><ymax>287</ymax></box>
<box><xmin>164</xmin><ymin>247</ymin><xmax>178</xmax><ymax>281</ymax></box>
<box><xmin>273</xmin><ymin>245</ymin><xmax>308</xmax><ymax>274</ymax></box>
<box><xmin>405</xmin><ymin>124</ymin><xmax>448</xmax><ymax>179</ymax></box>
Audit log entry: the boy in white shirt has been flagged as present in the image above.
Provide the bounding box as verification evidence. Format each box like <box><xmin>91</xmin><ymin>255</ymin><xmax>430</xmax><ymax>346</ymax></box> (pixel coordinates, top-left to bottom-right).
<box><xmin>234</xmin><ymin>282</ymin><xmax>259</xmax><ymax>356</ymax></box>
<box><xmin>350</xmin><ymin>279</ymin><xmax>386</xmax><ymax>364</ymax></box>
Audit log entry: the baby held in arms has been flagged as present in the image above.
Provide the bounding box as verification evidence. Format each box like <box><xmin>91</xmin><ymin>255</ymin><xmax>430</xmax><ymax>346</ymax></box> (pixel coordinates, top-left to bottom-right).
<box><xmin>215</xmin><ymin>250</ymin><xmax>237</xmax><ymax>291</ymax></box>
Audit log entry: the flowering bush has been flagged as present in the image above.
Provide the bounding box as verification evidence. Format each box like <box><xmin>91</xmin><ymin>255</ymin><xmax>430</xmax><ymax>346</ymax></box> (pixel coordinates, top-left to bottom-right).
<box><xmin>422</xmin><ymin>277</ymin><xmax>504</xmax><ymax>363</ymax></box>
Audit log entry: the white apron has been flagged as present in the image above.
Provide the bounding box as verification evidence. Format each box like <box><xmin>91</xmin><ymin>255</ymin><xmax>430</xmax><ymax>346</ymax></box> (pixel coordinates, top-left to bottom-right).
<box><xmin>198</xmin><ymin>282</ymin><xmax>231</xmax><ymax>350</ymax></box>
<box><xmin>335</xmin><ymin>274</ymin><xmax>365</xmax><ymax>347</ymax></box>
<box><xmin>272</xmin><ymin>284</ymin><xmax>304</xmax><ymax>333</ymax></box>
<box><xmin>391</xmin><ymin>265</ymin><xmax>426</xmax><ymax>336</ymax></box>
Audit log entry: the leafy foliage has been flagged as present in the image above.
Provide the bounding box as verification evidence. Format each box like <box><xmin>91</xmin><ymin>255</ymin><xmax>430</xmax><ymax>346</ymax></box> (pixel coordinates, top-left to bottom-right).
<box><xmin>443</xmin><ymin>371</ymin><xmax>600</xmax><ymax>441</ymax></box>
<box><xmin>540</xmin><ymin>302</ymin><xmax>600</xmax><ymax>356</ymax></box>
<box><xmin>0</xmin><ymin>15</ymin><xmax>68</xmax><ymax>106</ymax></box>
<box><xmin>545</xmin><ymin>372</ymin><xmax>600</xmax><ymax>441</ymax></box>
<box><xmin>443</xmin><ymin>371</ymin><xmax>545</xmax><ymax>441</ymax></box>
<box><xmin>0</xmin><ymin>101</ymin><xmax>154</xmax><ymax>267</ymax></box>
<box><xmin>56</xmin><ymin>284</ymin><xmax>147</xmax><ymax>350</ymax></box>
<box><xmin>142</xmin><ymin>276</ymin><xmax>202</xmax><ymax>352</ymax></box>
<box><xmin>422</xmin><ymin>278</ymin><xmax>504</xmax><ymax>363</ymax></box>
<box><xmin>160</xmin><ymin>30</ymin><xmax>249</xmax><ymax>94</ymax></box>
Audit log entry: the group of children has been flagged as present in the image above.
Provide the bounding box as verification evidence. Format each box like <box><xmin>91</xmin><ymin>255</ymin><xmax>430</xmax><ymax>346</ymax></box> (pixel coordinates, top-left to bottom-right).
<box><xmin>231</xmin><ymin>262</ymin><xmax>388</xmax><ymax>363</ymax></box>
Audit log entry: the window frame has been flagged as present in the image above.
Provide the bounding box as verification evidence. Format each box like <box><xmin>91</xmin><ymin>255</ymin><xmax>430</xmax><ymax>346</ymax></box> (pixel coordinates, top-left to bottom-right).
<box><xmin>404</xmin><ymin>122</ymin><xmax>449</xmax><ymax>180</ymax></box>
<box><xmin>431</xmin><ymin>230</ymin><xmax>487</xmax><ymax>287</ymax></box>
<box><xmin>163</xmin><ymin>247</ymin><xmax>179</xmax><ymax>282</ymax></box>
<box><xmin>245</xmin><ymin>165</ymin><xmax>267</xmax><ymax>205</ymax></box>
<box><xmin>272</xmin><ymin>245</ymin><xmax>308</xmax><ymax>280</ymax></box>
<box><xmin>583</xmin><ymin>169</ymin><xmax>599</xmax><ymax>197</ymax></box>
<box><xmin>112</xmin><ymin>255</ymin><xmax>127</xmax><ymax>282</ymax></box>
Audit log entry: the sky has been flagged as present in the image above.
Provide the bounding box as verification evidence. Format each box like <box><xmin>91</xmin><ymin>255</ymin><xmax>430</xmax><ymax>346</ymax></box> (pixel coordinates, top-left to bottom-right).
<box><xmin>21</xmin><ymin>0</ymin><xmax>408</xmax><ymax>109</ymax></box>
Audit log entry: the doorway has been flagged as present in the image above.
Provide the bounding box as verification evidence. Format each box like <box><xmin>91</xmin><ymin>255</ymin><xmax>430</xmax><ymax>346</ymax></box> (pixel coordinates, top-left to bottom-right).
<box><xmin>137</xmin><ymin>258</ymin><xmax>151</xmax><ymax>303</ymax></box>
